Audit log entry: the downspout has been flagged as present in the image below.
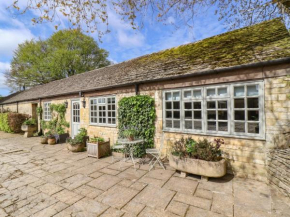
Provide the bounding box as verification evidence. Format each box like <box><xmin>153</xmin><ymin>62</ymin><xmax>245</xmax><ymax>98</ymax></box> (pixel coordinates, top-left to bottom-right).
<box><xmin>39</xmin><ymin>98</ymin><xmax>43</xmax><ymax>135</ymax></box>
<box><xmin>135</xmin><ymin>83</ymin><xmax>139</xmax><ymax>95</ymax></box>
<box><xmin>16</xmin><ymin>102</ymin><xmax>18</xmax><ymax>113</ymax></box>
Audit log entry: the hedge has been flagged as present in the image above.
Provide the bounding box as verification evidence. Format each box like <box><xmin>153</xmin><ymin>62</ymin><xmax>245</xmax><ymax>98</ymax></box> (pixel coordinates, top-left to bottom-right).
<box><xmin>0</xmin><ymin>112</ymin><xmax>30</xmax><ymax>133</ymax></box>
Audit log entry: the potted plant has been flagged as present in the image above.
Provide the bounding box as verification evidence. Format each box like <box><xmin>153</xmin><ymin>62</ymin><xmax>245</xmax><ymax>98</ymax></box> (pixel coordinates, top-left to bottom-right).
<box><xmin>21</xmin><ymin>118</ymin><xmax>37</xmax><ymax>137</ymax></box>
<box><xmin>123</xmin><ymin>128</ymin><xmax>137</xmax><ymax>141</ymax></box>
<box><xmin>41</xmin><ymin>103</ymin><xmax>70</xmax><ymax>143</ymax></box>
<box><xmin>66</xmin><ymin>128</ymin><xmax>88</xmax><ymax>152</ymax></box>
<box><xmin>47</xmin><ymin>133</ymin><xmax>56</xmax><ymax>145</ymax></box>
<box><xmin>169</xmin><ymin>138</ymin><xmax>226</xmax><ymax>181</ymax></box>
<box><xmin>40</xmin><ymin>133</ymin><xmax>49</xmax><ymax>144</ymax></box>
<box><xmin>87</xmin><ymin>136</ymin><xmax>110</xmax><ymax>158</ymax></box>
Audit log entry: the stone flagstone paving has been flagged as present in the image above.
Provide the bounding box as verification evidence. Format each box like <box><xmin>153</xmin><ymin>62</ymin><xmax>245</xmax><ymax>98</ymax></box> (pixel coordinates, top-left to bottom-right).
<box><xmin>0</xmin><ymin>131</ymin><xmax>290</xmax><ymax>217</ymax></box>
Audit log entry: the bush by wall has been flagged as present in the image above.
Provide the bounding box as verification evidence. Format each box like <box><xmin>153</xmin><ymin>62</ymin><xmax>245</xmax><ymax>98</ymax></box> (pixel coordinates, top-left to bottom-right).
<box><xmin>0</xmin><ymin>112</ymin><xmax>29</xmax><ymax>133</ymax></box>
<box><xmin>0</xmin><ymin>113</ymin><xmax>12</xmax><ymax>133</ymax></box>
<box><xmin>118</xmin><ymin>95</ymin><xmax>156</xmax><ymax>157</ymax></box>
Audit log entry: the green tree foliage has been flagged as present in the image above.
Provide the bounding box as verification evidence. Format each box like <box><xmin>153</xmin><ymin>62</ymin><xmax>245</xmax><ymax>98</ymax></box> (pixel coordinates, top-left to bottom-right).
<box><xmin>5</xmin><ymin>29</ymin><xmax>110</xmax><ymax>91</ymax></box>
<box><xmin>118</xmin><ymin>95</ymin><xmax>156</xmax><ymax>157</ymax></box>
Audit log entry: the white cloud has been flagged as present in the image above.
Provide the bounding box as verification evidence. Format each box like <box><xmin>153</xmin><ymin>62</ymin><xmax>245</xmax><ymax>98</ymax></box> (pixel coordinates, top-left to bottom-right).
<box><xmin>0</xmin><ymin>28</ymin><xmax>34</xmax><ymax>58</ymax></box>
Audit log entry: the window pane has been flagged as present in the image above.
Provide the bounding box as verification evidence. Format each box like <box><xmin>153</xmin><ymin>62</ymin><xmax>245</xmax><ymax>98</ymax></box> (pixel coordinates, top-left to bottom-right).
<box><xmin>185</xmin><ymin>121</ymin><xmax>192</xmax><ymax>129</ymax></box>
<box><xmin>234</xmin><ymin>99</ymin><xmax>244</xmax><ymax>108</ymax></box>
<box><xmin>173</xmin><ymin>102</ymin><xmax>180</xmax><ymax>109</ymax></box>
<box><xmin>166</xmin><ymin>111</ymin><xmax>172</xmax><ymax>118</ymax></box>
<box><xmin>194</xmin><ymin>121</ymin><xmax>202</xmax><ymax>130</ymax></box>
<box><xmin>184</xmin><ymin>91</ymin><xmax>191</xmax><ymax>99</ymax></box>
<box><xmin>247</xmin><ymin>98</ymin><xmax>259</xmax><ymax>108</ymax></box>
<box><xmin>108</xmin><ymin>105</ymin><xmax>111</xmax><ymax>110</ymax></box>
<box><xmin>166</xmin><ymin>120</ymin><xmax>172</xmax><ymax>128</ymax></box>
<box><xmin>185</xmin><ymin>111</ymin><xmax>192</xmax><ymax>119</ymax></box>
<box><xmin>165</xmin><ymin>93</ymin><xmax>172</xmax><ymax>100</ymax></box>
<box><xmin>173</xmin><ymin>92</ymin><xmax>180</xmax><ymax>100</ymax></box>
<box><xmin>247</xmin><ymin>85</ymin><xmax>259</xmax><ymax>96</ymax></box>
<box><xmin>166</xmin><ymin>102</ymin><xmax>172</xmax><ymax>109</ymax></box>
<box><xmin>248</xmin><ymin>110</ymin><xmax>259</xmax><ymax>121</ymax></box>
<box><xmin>112</xmin><ymin>119</ymin><xmax>116</xmax><ymax>124</ymax></box>
<box><xmin>207</xmin><ymin>101</ymin><xmax>216</xmax><ymax>109</ymax></box>
<box><xmin>112</xmin><ymin>112</ymin><xmax>116</xmax><ymax>117</ymax></box>
<box><xmin>218</xmin><ymin>122</ymin><xmax>228</xmax><ymax>131</ymax></box>
<box><xmin>207</xmin><ymin>122</ymin><xmax>216</xmax><ymax>131</ymax></box>
<box><xmin>194</xmin><ymin>111</ymin><xmax>202</xmax><ymax>119</ymax></box>
<box><xmin>108</xmin><ymin>118</ymin><xmax>111</xmax><ymax>124</ymax></box>
<box><xmin>235</xmin><ymin>122</ymin><xmax>245</xmax><ymax>133</ymax></box>
<box><xmin>108</xmin><ymin>98</ymin><xmax>111</xmax><ymax>103</ymax></box>
<box><xmin>173</xmin><ymin>111</ymin><xmax>180</xmax><ymax>119</ymax></box>
<box><xmin>173</xmin><ymin>120</ymin><xmax>180</xmax><ymax>128</ymax></box>
<box><xmin>193</xmin><ymin>90</ymin><xmax>202</xmax><ymax>98</ymax></box>
<box><xmin>112</xmin><ymin>105</ymin><xmax>116</xmax><ymax>110</ymax></box>
<box><xmin>235</xmin><ymin>111</ymin><xmax>245</xmax><ymax>120</ymax></box>
<box><xmin>207</xmin><ymin>89</ymin><xmax>215</xmax><ymax>96</ymax></box>
<box><xmin>218</xmin><ymin>88</ymin><xmax>227</xmax><ymax>96</ymax></box>
<box><xmin>248</xmin><ymin>123</ymin><xmax>259</xmax><ymax>134</ymax></box>
<box><xmin>184</xmin><ymin>102</ymin><xmax>192</xmax><ymax>109</ymax></box>
<box><xmin>234</xmin><ymin>86</ymin><xmax>244</xmax><ymax>97</ymax></box>
<box><xmin>207</xmin><ymin>111</ymin><xmax>216</xmax><ymax>120</ymax></box>
<box><xmin>194</xmin><ymin>102</ymin><xmax>201</xmax><ymax>109</ymax></box>
<box><xmin>218</xmin><ymin>111</ymin><xmax>227</xmax><ymax>120</ymax></box>
<box><xmin>108</xmin><ymin>112</ymin><xmax>111</xmax><ymax>117</ymax></box>
<box><xmin>218</xmin><ymin>101</ymin><xmax>227</xmax><ymax>109</ymax></box>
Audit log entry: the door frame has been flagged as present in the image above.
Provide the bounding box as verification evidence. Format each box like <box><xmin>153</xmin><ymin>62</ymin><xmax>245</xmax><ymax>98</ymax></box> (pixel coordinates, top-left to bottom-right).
<box><xmin>71</xmin><ymin>99</ymin><xmax>81</xmax><ymax>138</ymax></box>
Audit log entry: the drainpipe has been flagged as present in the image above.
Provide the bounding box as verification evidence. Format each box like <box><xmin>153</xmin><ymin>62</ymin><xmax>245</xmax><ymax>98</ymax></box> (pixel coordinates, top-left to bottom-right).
<box><xmin>39</xmin><ymin>98</ymin><xmax>43</xmax><ymax>135</ymax></box>
<box><xmin>16</xmin><ymin>102</ymin><xmax>18</xmax><ymax>113</ymax></box>
<box><xmin>135</xmin><ymin>83</ymin><xmax>139</xmax><ymax>95</ymax></box>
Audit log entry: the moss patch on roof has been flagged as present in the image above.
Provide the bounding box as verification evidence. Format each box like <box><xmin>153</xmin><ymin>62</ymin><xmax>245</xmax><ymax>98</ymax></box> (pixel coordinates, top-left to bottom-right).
<box><xmin>138</xmin><ymin>19</ymin><xmax>290</xmax><ymax>69</ymax></box>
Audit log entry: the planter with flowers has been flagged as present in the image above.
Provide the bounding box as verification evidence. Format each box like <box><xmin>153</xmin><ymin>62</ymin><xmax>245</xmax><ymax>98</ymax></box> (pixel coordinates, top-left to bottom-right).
<box><xmin>169</xmin><ymin>138</ymin><xmax>226</xmax><ymax>181</ymax></box>
<box><xmin>66</xmin><ymin>128</ymin><xmax>88</xmax><ymax>152</ymax></box>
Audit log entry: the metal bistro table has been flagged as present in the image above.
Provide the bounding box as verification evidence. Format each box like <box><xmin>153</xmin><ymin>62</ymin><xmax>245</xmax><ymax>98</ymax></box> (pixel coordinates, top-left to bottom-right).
<box><xmin>117</xmin><ymin>138</ymin><xmax>144</xmax><ymax>169</ymax></box>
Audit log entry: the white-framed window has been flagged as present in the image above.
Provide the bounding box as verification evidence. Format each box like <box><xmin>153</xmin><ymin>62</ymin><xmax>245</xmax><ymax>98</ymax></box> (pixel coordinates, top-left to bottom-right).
<box><xmin>163</xmin><ymin>81</ymin><xmax>265</xmax><ymax>139</ymax></box>
<box><xmin>90</xmin><ymin>96</ymin><xmax>116</xmax><ymax>126</ymax></box>
<box><xmin>43</xmin><ymin>102</ymin><xmax>51</xmax><ymax>121</ymax></box>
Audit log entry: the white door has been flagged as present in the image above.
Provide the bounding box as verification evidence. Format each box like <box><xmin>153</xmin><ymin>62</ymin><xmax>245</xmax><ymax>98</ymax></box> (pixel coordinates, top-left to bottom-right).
<box><xmin>71</xmin><ymin>100</ymin><xmax>81</xmax><ymax>138</ymax></box>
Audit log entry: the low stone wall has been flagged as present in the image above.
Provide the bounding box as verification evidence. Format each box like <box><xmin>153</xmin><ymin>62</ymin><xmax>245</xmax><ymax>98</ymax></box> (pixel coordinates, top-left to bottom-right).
<box><xmin>267</xmin><ymin>149</ymin><xmax>290</xmax><ymax>197</ymax></box>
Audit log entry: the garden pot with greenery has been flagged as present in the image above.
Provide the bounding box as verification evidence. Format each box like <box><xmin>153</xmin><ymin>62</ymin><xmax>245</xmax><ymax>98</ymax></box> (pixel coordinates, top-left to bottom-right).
<box><xmin>66</xmin><ymin>128</ymin><xmax>87</xmax><ymax>152</ymax></box>
<box><xmin>47</xmin><ymin>135</ymin><xmax>56</xmax><ymax>145</ymax></box>
<box><xmin>21</xmin><ymin>118</ymin><xmax>37</xmax><ymax>138</ymax></box>
<box><xmin>41</xmin><ymin>103</ymin><xmax>70</xmax><ymax>144</ymax></box>
<box><xmin>87</xmin><ymin>136</ymin><xmax>110</xmax><ymax>158</ymax></box>
<box><xmin>40</xmin><ymin>135</ymin><xmax>48</xmax><ymax>144</ymax></box>
<box><xmin>169</xmin><ymin>138</ymin><xmax>226</xmax><ymax>181</ymax></box>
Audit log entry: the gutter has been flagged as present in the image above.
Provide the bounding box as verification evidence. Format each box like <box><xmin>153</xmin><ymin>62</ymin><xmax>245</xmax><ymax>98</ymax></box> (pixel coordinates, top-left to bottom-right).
<box><xmin>1</xmin><ymin>57</ymin><xmax>290</xmax><ymax>105</ymax></box>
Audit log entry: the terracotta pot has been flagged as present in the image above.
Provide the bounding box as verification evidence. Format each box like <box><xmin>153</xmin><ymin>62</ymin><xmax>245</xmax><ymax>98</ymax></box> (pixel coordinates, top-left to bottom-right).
<box><xmin>41</xmin><ymin>137</ymin><xmax>48</xmax><ymax>144</ymax></box>
<box><xmin>67</xmin><ymin>143</ymin><xmax>85</xmax><ymax>152</ymax></box>
<box><xmin>48</xmin><ymin>138</ymin><xmax>56</xmax><ymax>145</ymax></box>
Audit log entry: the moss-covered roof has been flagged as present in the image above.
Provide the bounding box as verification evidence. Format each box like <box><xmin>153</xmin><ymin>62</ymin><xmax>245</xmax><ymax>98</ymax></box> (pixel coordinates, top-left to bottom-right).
<box><xmin>1</xmin><ymin>18</ymin><xmax>290</xmax><ymax>104</ymax></box>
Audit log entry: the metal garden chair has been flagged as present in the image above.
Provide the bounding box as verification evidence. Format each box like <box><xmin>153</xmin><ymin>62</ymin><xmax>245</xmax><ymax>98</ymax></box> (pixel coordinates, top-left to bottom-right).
<box><xmin>146</xmin><ymin>142</ymin><xmax>165</xmax><ymax>171</ymax></box>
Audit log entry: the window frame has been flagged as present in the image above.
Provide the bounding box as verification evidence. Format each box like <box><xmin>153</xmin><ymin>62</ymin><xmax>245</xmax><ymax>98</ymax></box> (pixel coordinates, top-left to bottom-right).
<box><xmin>89</xmin><ymin>95</ymin><xmax>117</xmax><ymax>127</ymax></box>
<box><xmin>43</xmin><ymin>102</ymin><xmax>51</xmax><ymax>121</ymax></box>
<box><xmin>162</xmin><ymin>81</ymin><xmax>265</xmax><ymax>140</ymax></box>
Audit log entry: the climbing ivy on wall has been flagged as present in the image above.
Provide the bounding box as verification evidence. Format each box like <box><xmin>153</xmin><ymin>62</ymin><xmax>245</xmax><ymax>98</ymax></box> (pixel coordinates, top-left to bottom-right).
<box><xmin>118</xmin><ymin>95</ymin><xmax>156</xmax><ymax>157</ymax></box>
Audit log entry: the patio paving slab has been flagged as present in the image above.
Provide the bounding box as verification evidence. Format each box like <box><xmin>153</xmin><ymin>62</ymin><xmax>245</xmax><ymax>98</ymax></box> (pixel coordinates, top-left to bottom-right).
<box><xmin>0</xmin><ymin>132</ymin><xmax>289</xmax><ymax>217</ymax></box>
<box><xmin>164</xmin><ymin>176</ymin><xmax>199</xmax><ymax>194</ymax></box>
<box><xmin>87</xmin><ymin>174</ymin><xmax>121</xmax><ymax>191</ymax></box>
<box><xmin>97</xmin><ymin>185</ymin><xmax>139</xmax><ymax>209</ymax></box>
<box><xmin>133</xmin><ymin>185</ymin><xmax>175</xmax><ymax>210</ymax></box>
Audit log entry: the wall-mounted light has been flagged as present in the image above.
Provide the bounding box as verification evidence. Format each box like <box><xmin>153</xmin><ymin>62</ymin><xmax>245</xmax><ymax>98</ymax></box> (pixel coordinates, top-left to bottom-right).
<box><xmin>79</xmin><ymin>91</ymin><xmax>84</xmax><ymax>97</ymax></box>
<box><xmin>64</xmin><ymin>100</ymin><xmax>68</xmax><ymax>108</ymax></box>
<box><xmin>82</xmin><ymin>97</ymin><xmax>86</xmax><ymax>108</ymax></box>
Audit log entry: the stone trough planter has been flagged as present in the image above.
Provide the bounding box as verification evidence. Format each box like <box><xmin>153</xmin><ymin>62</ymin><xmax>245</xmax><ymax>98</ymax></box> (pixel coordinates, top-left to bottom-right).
<box><xmin>21</xmin><ymin>125</ymin><xmax>37</xmax><ymax>138</ymax></box>
<box><xmin>87</xmin><ymin>141</ymin><xmax>110</xmax><ymax>158</ymax></box>
<box><xmin>169</xmin><ymin>154</ymin><xmax>226</xmax><ymax>181</ymax></box>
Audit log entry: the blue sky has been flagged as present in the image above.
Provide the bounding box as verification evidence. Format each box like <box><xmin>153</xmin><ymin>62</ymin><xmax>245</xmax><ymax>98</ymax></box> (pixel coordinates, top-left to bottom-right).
<box><xmin>0</xmin><ymin>2</ymin><xmax>226</xmax><ymax>97</ymax></box>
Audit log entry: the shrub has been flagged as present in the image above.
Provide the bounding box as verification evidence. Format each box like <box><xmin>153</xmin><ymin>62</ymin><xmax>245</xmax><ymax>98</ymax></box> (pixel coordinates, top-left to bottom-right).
<box><xmin>89</xmin><ymin>136</ymin><xmax>105</xmax><ymax>143</ymax></box>
<box><xmin>66</xmin><ymin>128</ymin><xmax>87</xmax><ymax>146</ymax></box>
<box><xmin>171</xmin><ymin>137</ymin><xmax>224</xmax><ymax>162</ymax></box>
<box><xmin>23</xmin><ymin>118</ymin><xmax>37</xmax><ymax>125</ymax></box>
<box><xmin>0</xmin><ymin>112</ymin><xmax>29</xmax><ymax>133</ymax></box>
